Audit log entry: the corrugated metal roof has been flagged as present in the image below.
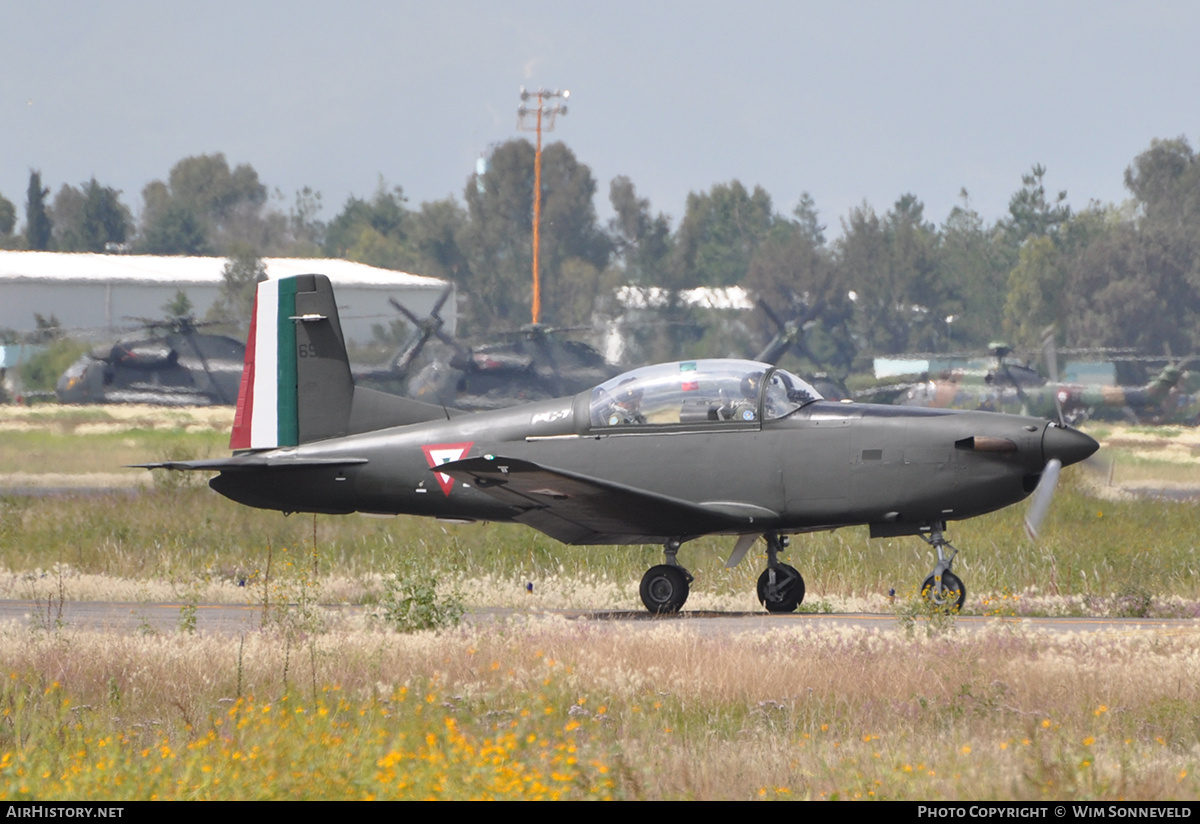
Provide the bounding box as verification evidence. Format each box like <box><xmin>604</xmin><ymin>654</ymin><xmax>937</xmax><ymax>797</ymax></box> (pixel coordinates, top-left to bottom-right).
<box><xmin>0</xmin><ymin>251</ymin><xmax>446</xmax><ymax>288</ymax></box>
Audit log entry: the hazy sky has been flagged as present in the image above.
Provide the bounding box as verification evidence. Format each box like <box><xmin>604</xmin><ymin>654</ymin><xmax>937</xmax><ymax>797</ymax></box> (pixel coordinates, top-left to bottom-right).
<box><xmin>3</xmin><ymin>1</ymin><xmax>1197</xmax><ymax>237</ymax></box>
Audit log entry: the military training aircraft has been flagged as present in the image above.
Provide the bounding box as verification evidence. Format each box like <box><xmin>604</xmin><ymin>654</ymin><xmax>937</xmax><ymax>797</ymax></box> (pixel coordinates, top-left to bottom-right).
<box><xmin>142</xmin><ymin>275</ymin><xmax>1099</xmax><ymax>614</ymax></box>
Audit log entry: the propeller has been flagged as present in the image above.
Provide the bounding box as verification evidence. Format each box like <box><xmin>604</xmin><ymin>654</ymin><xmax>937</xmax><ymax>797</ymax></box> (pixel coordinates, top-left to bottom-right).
<box><xmin>1023</xmin><ymin>412</ymin><xmax>1099</xmax><ymax>540</ymax></box>
<box><xmin>1041</xmin><ymin>325</ymin><xmax>1065</xmax><ymax>426</ymax></box>
<box><xmin>1025</xmin><ymin>330</ymin><xmax>1088</xmax><ymax>540</ymax></box>
<box><xmin>1023</xmin><ymin>457</ymin><xmax>1062</xmax><ymax>541</ymax></box>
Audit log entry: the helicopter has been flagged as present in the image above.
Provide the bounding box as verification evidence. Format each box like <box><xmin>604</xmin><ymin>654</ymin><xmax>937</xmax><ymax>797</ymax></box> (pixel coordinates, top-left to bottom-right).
<box><xmin>56</xmin><ymin>316</ymin><xmax>244</xmax><ymax>406</ymax></box>
<box><xmin>361</xmin><ymin>285</ymin><xmax>844</xmax><ymax>412</ymax></box>
<box><xmin>353</xmin><ymin>284</ymin><xmax>619</xmax><ymax>411</ymax></box>
<box><xmin>893</xmin><ymin>335</ymin><xmax>1195</xmax><ymax>425</ymax></box>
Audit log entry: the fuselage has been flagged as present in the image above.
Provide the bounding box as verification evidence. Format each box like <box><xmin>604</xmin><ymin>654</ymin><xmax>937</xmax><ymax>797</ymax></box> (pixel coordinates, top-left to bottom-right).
<box><xmin>209</xmin><ymin>390</ymin><xmax>1094</xmax><ymax>544</ymax></box>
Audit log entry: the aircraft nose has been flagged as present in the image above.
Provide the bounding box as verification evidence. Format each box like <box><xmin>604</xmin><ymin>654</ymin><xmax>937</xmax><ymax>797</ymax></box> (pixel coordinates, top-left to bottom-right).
<box><xmin>1042</xmin><ymin>424</ymin><xmax>1099</xmax><ymax>467</ymax></box>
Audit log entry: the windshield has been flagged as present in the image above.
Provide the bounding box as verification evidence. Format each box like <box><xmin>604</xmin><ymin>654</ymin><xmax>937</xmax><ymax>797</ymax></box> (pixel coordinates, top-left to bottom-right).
<box><xmin>588</xmin><ymin>360</ymin><xmax>821</xmax><ymax>428</ymax></box>
<box><xmin>763</xmin><ymin>368</ymin><xmax>821</xmax><ymax>420</ymax></box>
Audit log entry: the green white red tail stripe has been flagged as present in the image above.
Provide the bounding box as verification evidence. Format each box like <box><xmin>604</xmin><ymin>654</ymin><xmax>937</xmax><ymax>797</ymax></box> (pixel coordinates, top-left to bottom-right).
<box><xmin>230</xmin><ymin>278</ymin><xmax>299</xmax><ymax>450</ymax></box>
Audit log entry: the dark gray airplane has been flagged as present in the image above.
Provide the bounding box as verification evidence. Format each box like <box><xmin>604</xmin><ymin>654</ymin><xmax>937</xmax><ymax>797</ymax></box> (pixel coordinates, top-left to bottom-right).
<box><xmin>142</xmin><ymin>275</ymin><xmax>1099</xmax><ymax>615</ymax></box>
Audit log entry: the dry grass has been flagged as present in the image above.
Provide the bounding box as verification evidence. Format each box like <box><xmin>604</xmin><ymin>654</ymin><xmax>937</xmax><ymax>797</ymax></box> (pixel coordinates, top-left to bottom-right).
<box><xmin>1</xmin><ymin>617</ymin><xmax>1198</xmax><ymax>799</ymax></box>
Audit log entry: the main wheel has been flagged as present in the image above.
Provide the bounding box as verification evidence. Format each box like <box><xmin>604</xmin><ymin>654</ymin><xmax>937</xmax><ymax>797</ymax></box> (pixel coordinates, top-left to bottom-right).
<box><xmin>921</xmin><ymin>570</ymin><xmax>966</xmax><ymax>612</ymax></box>
<box><xmin>640</xmin><ymin>564</ymin><xmax>690</xmax><ymax>614</ymax></box>
<box><xmin>757</xmin><ymin>564</ymin><xmax>805</xmax><ymax>613</ymax></box>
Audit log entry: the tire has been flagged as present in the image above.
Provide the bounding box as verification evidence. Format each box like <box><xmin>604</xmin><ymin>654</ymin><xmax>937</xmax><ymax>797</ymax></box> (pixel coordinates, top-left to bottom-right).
<box><xmin>640</xmin><ymin>564</ymin><xmax>690</xmax><ymax>614</ymax></box>
<box><xmin>921</xmin><ymin>570</ymin><xmax>966</xmax><ymax>612</ymax></box>
<box><xmin>757</xmin><ymin>564</ymin><xmax>805</xmax><ymax>613</ymax></box>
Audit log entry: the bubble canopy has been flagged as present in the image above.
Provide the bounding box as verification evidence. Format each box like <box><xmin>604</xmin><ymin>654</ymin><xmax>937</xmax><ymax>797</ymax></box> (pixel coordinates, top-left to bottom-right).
<box><xmin>587</xmin><ymin>359</ymin><xmax>822</xmax><ymax>429</ymax></box>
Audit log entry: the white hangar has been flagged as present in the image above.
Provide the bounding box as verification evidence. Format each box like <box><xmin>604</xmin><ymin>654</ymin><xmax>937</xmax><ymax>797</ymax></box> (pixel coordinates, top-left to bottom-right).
<box><xmin>0</xmin><ymin>251</ymin><xmax>455</xmax><ymax>345</ymax></box>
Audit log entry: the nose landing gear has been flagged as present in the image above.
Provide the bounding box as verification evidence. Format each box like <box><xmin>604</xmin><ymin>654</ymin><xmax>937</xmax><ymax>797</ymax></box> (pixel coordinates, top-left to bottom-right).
<box><xmin>757</xmin><ymin>533</ymin><xmax>805</xmax><ymax>613</ymax></box>
<box><xmin>919</xmin><ymin>524</ymin><xmax>965</xmax><ymax>612</ymax></box>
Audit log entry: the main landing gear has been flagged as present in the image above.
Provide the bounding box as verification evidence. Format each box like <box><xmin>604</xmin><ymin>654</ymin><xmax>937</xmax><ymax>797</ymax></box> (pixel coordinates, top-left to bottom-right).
<box><xmin>919</xmin><ymin>524</ymin><xmax>966</xmax><ymax>612</ymax></box>
<box><xmin>639</xmin><ymin>539</ymin><xmax>694</xmax><ymax>614</ymax></box>
<box><xmin>637</xmin><ymin>533</ymin><xmax>808</xmax><ymax>615</ymax></box>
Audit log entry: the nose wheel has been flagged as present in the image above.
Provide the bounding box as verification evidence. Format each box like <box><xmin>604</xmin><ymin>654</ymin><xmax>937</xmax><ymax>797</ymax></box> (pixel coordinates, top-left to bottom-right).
<box><xmin>920</xmin><ymin>524</ymin><xmax>966</xmax><ymax>612</ymax></box>
<box><xmin>921</xmin><ymin>570</ymin><xmax>965</xmax><ymax>612</ymax></box>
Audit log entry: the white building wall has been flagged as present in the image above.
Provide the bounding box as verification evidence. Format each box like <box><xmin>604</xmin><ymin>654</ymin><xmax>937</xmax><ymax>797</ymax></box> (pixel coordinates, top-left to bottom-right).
<box><xmin>0</xmin><ymin>252</ymin><xmax>454</xmax><ymax>345</ymax></box>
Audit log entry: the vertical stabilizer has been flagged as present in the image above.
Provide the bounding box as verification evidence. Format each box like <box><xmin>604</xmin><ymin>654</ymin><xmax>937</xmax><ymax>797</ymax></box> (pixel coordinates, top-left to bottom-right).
<box><xmin>230</xmin><ymin>275</ymin><xmax>354</xmax><ymax>449</ymax></box>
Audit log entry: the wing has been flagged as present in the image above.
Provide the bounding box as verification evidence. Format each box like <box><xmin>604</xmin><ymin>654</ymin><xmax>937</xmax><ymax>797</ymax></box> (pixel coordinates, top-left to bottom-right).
<box><xmin>438</xmin><ymin>455</ymin><xmax>771</xmax><ymax>545</ymax></box>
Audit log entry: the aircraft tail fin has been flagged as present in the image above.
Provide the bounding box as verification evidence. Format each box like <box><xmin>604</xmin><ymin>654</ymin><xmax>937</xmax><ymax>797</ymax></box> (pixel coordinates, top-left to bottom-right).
<box><xmin>231</xmin><ymin>274</ymin><xmax>354</xmax><ymax>449</ymax></box>
<box><xmin>230</xmin><ymin>274</ymin><xmax>458</xmax><ymax>451</ymax></box>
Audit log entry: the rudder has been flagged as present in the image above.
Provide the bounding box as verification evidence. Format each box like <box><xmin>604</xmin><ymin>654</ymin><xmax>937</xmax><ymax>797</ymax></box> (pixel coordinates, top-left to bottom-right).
<box><xmin>231</xmin><ymin>275</ymin><xmax>354</xmax><ymax>449</ymax></box>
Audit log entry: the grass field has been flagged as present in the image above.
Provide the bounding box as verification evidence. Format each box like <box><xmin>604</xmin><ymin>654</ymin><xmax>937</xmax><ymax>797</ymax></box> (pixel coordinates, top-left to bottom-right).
<box><xmin>1</xmin><ymin>405</ymin><xmax>1199</xmax><ymax>799</ymax></box>
<box><xmin>2</xmin><ymin>617</ymin><xmax>1199</xmax><ymax>800</ymax></box>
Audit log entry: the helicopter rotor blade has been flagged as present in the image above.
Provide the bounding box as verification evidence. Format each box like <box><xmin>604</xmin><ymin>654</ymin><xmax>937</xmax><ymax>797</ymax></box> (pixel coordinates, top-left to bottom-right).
<box><xmin>388</xmin><ymin>296</ymin><xmax>425</xmax><ymax>328</ymax></box>
<box><xmin>430</xmin><ymin>283</ymin><xmax>454</xmax><ymax>317</ymax></box>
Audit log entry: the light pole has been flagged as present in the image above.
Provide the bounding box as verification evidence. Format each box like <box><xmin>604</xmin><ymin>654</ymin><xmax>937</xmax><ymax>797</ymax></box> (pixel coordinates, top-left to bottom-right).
<box><xmin>517</xmin><ymin>86</ymin><xmax>569</xmax><ymax>325</ymax></box>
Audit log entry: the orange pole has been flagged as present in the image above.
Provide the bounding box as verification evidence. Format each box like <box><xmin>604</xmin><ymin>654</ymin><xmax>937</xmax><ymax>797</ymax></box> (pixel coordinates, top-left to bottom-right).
<box><xmin>531</xmin><ymin>92</ymin><xmax>543</xmax><ymax>325</ymax></box>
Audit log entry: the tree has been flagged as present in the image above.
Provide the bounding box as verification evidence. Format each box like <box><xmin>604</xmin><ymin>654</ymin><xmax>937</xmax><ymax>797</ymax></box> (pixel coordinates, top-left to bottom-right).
<box><xmin>744</xmin><ymin>218</ymin><xmax>854</xmax><ymax>376</ymax></box>
<box><xmin>407</xmin><ymin>198</ymin><xmax>471</xmax><ymax>282</ymax></box>
<box><xmin>1003</xmin><ymin>236</ymin><xmax>1066</xmax><ymax>347</ymax></box>
<box><xmin>460</xmin><ymin>139</ymin><xmax>609</xmax><ymax>332</ymax></box>
<box><xmin>25</xmin><ymin>170</ymin><xmax>51</xmax><ymax>251</ymax></box>
<box><xmin>835</xmin><ymin>195</ymin><xmax>943</xmax><ymax>354</ymax></box>
<box><xmin>138</xmin><ymin>153</ymin><xmax>271</xmax><ymax>255</ymax></box>
<box><xmin>0</xmin><ymin>191</ymin><xmax>16</xmax><ymax>241</ymax></box>
<box><xmin>607</xmin><ymin>175</ymin><xmax>672</xmax><ymax>285</ymax></box>
<box><xmin>1003</xmin><ymin>164</ymin><xmax>1071</xmax><ymax>246</ymax></box>
<box><xmin>167</xmin><ymin>152</ymin><xmax>266</xmax><ymax>222</ymax></box>
<box><xmin>1064</xmin><ymin>222</ymin><xmax>1200</xmax><ymax>353</ymax></box>
<box><xmin>288</xmin><ymin>186</ymin><xmax>326</xmax><ymax>254</ymax></box>
<box><xmin>792</xmin><ymin>191</ymin><xmax>826</xmax><ymax>247</ymax></box>
<box><xmin>163</xmin><ymin>289</ymin><xmax>194</xmax><ymax>319</ymax></box>
<box><xmin>51</xmin><ymin>179</ymin><xmax>131</xmax><ymax>252</ymax></box>
<box><xmin>671</xmin><ymin>181</ymin><xmax>774</xmax><ymax>289</ymax></box>
<box><xmin>50</xmin><ymin>184</ymin><xmax>86</xmax><ymax>250</ymax></box>
<box><xmin>208</xmin><ymin>245</ymin><xmax>267</xmax><ymax>330</ymax></box>
<box><xmin>937</xmin><ymin>189</ymin><xmax>1014</xmax><ymax>350</ymax></box>
<box><xmin>1124</xmin><ymin>136</ymin><xmax>1200</xmax><ymax>231</ymax></box>
<box><xmin>140</xmin><ymin>201</ymin><xmax>210</xmax><ymax>255</ymax></box>
<box><xmin>324</xmin><ymin>182</ymin><xmax>411</xmax><ymax>268</ymax></box>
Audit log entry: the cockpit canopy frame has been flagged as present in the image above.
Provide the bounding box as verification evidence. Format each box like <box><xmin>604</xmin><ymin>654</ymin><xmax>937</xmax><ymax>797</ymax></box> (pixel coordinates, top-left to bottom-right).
<box><xmin>585</xmin><ymin>359</ymin><xmax>821</xmax><ymax>431</ymax></box>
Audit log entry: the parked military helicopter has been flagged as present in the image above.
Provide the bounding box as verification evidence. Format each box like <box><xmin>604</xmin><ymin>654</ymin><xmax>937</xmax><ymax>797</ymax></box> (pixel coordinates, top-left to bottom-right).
<box><xmin>57</xmin><ymin>317</ymin><xmax>244</xmax><ymax>406</ymax></box>
<box><xmin>895</xmin><ymin>338</ymin><xmax>1193</xmax><ymax>425</ymax></box>
<box><xmin>371</xmin><ymin>287</ymin><xmax>845</xmax><ymax>411</ymax></box>
<box><xmin>354</xmin><ymin>284</ymin><xmax>618</xmax><ymax>410</ymax></box>
<box><xmin>754</xmin><ymin>298</ymin><xmax>853</xmax><ymax>400</ymax></box>
<box><xmin>141</xmin><ymin>274</ymin><xmax>1097</xmax><ymax>614</ymax></box>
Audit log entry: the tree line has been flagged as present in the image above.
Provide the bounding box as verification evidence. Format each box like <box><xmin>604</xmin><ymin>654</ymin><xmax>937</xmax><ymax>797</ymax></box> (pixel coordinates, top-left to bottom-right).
<box><xmin>3</xmin><ymin>136</ymin><xmax>1199</xmax><ymax>370</ymax></box>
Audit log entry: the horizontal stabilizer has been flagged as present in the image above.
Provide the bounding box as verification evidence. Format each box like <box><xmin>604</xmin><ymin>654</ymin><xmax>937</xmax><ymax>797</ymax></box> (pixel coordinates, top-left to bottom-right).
<box><xmin>438</xmin><ymin>455</ymin><xmax>755</xmax><ymax>545</ymax></box>
<box><xmin>131</xmin><ymin>455</ymin><xmax>368</xmax><ymax>473</ymax></box>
